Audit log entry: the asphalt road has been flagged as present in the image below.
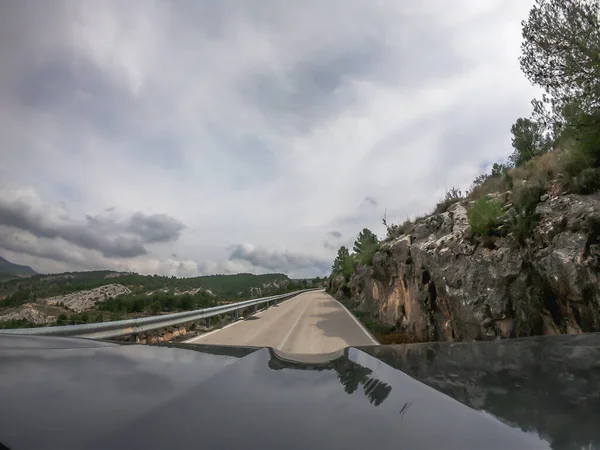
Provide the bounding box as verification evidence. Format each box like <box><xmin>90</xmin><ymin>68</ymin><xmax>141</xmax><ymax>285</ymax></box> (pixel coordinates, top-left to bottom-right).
<box><xmin>185</xmin><ymin>290</ymin><xmax>377</xmax><ymax>354</ymax></box>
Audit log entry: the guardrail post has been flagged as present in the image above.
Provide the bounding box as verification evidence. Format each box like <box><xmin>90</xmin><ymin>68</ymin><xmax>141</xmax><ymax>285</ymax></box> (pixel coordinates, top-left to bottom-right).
<box><xmin>234</xmin><ymin>310</ymin><xmax>239</xmax><ymax>321</ymax></box>
<box><xmin>205</xmin><ymin>318</ymin><xmax>210</xmax><ymax>328</ymax></box>
<box><xmin>254</xmin><ymin>304</ymin><xmax>258</xmax><ymax>313</ymax></box>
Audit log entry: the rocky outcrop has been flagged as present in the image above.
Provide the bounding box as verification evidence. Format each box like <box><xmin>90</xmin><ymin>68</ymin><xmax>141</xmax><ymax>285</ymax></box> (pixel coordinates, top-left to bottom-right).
<box><xmin>335</xmin><ymin>193</ymin><xmax>600</xmax><ymax>342</ymax></box>
<box><xmin>43</xmin><ymin>284</ymin><xmax>131</xmax><ymax>312</ymax></box>
<box><xmin>249</xmin><ymin>280</ymin><xmax>290</xmax><ymax>297</ymax></box>
<box><xmin>0</xmin><ymin>304</ymin><xmax>54</xmax><ymax>324</ymax></box>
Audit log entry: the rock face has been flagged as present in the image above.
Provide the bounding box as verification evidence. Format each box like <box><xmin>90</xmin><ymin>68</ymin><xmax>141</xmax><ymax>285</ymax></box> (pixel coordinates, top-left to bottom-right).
<box><xmin>333</xmin><ymin>193</ymin><xmax>600</xmax><ymax>341</ymax></box>
<box><xmin>249</xmin><ymin>280</ymin><xmax>290</xmax><ymax>297</ymax></box>
<box><xmin>43</xmin><ymin>284</ymin><xmax>132</xmax><ymax>313</ymax></box>
<box><xmin>0</xmin><ymin>304</ymin><xmax>54</xmax><ymax>324</ymax></box>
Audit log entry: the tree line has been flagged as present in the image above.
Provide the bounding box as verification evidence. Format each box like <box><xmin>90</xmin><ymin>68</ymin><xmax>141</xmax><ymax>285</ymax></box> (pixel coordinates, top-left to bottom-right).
<box><xmin>473</xmin><ymin>0</ymin><xmax>600</xmax><ymax>192</ymax></box>
<box><xmin>330</xmin><ymin>228</ymin><xmax>379</xmax><ymax>281</ymax></box>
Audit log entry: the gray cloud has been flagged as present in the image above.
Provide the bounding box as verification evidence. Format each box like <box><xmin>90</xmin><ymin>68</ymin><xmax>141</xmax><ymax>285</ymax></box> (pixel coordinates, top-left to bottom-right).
<box><xmin>362</xmin><ymin>196</ymin><xmax>378</xmax><ymax>207</ymax></box>
<box><xmin>323</xmin><ymin>241</ymin><xmax>338</xmax><ymax>250</ymax></box>
<box><xmin>0</xmin><ymin>227</ymin><xmax>90</xmax><ymax>269</ymax></box>
<box><xmin>126</xmin><ymin>212</ymin><xmax>185</xmax><ymax>244</ymax></box>
<box><xmin>0</xmin><ymin>1</ymin><xmax>539</xmax><ymax>277</ymax></box>
<box><xmin>0</xmin><ymin>189</ymin><xmax>184</xmax><ymax>259</ymax></box>
<box><xmin>228</xmin><ymin>244</ymin><xmax>330</xmax><ymax>275</ymax></box>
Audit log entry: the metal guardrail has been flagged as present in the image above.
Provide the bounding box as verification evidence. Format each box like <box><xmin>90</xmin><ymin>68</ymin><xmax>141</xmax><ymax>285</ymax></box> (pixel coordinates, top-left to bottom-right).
<box><xmin>0</xmin><ymin>289</ymin><xmax>317</xmax><ymax>340</ymax></box>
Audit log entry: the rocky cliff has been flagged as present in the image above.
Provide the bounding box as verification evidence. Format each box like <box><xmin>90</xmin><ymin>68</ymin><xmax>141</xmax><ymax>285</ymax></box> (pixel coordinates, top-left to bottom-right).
<box><xmin>330</xmin><ymin>193</ymin><xmax>600</xmax><ymax>342</ymax></box>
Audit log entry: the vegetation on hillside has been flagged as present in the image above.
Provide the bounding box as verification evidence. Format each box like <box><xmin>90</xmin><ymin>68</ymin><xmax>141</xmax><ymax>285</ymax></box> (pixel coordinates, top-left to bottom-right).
<box><xmin>0</xmin><ymin>271</ymin><xmax>322</xmax><ymax>329</ymax></box>
<box><xmin>330</xmin><ymin>229</ymin><xmax>380</xmax><ymax>289</ymax></box>
<box><xmin>0</xmin><ymin>271</ymin><xmax>290</xmax><ymax>307</ymax></box>
<box><xmin>378</xmin><ymin>0</ymin><xmax>600</xmax><ymax>245</ymax></box>
<box><xmin>327</xmin><ymin>0</ymin><xmax>600</xmax><ymax>337</ymax></box>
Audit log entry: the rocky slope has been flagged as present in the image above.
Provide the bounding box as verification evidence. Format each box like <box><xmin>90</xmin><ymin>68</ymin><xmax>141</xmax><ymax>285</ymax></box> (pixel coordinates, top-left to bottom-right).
<box><xmin>0</xmin><ymin>304</ymin><xmax>54</xmax><ymax>325</ymax></box>
<box><xmin>43</xmin><ymin>284</ymin><xmax>132</xmax><ymax>313</ymax></box>
<box><xmin>330</xmin><ymin>193</ymin><xmax>600</xmax><ymax>341</ymax></box>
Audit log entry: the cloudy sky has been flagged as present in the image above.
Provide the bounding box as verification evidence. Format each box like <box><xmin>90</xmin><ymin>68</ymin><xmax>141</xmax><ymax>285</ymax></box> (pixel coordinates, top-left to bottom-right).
<box><xmin>0</xmin><ymin>1</ymin><xmax>539</xmax><ymax>278</ymax></box>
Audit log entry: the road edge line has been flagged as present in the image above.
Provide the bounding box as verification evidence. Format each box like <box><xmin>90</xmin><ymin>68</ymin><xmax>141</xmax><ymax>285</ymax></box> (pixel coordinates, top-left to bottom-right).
<box><xmin>331</xmin><ymin>297</ymin><xmax>379</xmax><ymax>345</ymax></box>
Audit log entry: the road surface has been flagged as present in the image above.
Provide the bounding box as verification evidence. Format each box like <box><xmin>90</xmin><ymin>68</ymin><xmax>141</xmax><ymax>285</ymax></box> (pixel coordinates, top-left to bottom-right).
<box><xmin>185</xmin><ymin>291</ymin><xmax>377</xmax><ymax>354</ymax></box>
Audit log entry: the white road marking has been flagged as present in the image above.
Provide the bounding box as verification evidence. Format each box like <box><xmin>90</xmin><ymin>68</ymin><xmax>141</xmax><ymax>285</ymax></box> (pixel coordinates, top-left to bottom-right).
<box><xmin>332</xmin><ymin>298</ymin><xmax>379</xmax><ymax>345</ymax></box>
<box><xmin>277</xmin><ymin>295</ymin><xmax>313</xmax><ymax>350</ymax></box>
<box><xmin>183</xmin><ymin>298</ymin><xmax>291</xmax><ymax>344</ymax></box>
<box><xmin>183</xmin><ymin>320</ymin><xmax>243</xmax><ymax>343</ymax></box>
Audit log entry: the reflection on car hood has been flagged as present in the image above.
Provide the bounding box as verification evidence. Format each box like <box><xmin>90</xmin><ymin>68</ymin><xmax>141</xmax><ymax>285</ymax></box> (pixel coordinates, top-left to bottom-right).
<box><xmin>0</xmin><ymin>333</ymin><xmax>598</xmax><ymax>449</ymax></box>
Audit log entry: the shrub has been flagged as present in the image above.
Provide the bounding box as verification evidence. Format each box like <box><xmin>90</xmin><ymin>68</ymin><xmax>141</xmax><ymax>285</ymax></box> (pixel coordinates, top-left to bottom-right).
<box><xmin>150</xmin><ymin>301</ymin><xmax>162</xmax><ymax>315</ymax></box>
<box><xmin>0</xmin><ymin>319</ymin><xmax>37</xmax><ymax>329</ymax></box>
<box><xmin>571</xmin><ymin>168</ymin><xmax>600</xmax><ymax>195</ymax></box>
<box><xmin>375</xmin><ymin>331</ymin><xmax>421</xmax><ymax>345</ymax></box>
<box><xmin>56</xmin><ymin>314</ymin><xmax>68</xmax><ymax>326</ymax></box>
<box><xmin>342</xmin><ymin>255</ymin><xmax>356</xmax><ymax>281</ymax></box>
<box><xmin>433</xmin><ymin>187</ymin><xmax>463</xmax><ymax>214</ymax></box>
<box><xmin>358</xmin><ymin>242</ymin><xmax>379</xmax><ymax>267</ymax></box>
<box><xmin>467</xmin><ymin>197</ymin><xmax>504</xmax><ymax>236</ymax></box>
<box><xmin>525</xmin><ymin>151</ymin><xmax>560</xmax><ymax>185</ymax></box>
<box><xmin>558</xmin><ymin>143</ymin><xmax>592</xmax><ymax>178</ymax></box>
<box><xmin>509</xmin><ymin>183</ymin><xmax>545</xmax><ymax>243</ymax></box>
<box><xmin>0</xmin><ymin>290</ymin><xmax>30</xmax><ymax>308</ymax></box>
<box><xmin>468</xmin><ymin>175</ymin><xmax>507</xmax><ymax>200</ymax></box>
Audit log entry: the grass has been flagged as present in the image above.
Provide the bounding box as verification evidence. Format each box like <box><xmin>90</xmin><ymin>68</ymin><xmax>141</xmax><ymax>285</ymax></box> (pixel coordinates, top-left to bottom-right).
<box><xmin>572</xmin><ymin>168</ymin><xmax>600</xmax><ymax>194</ymax></box>
<box><xmin>468</xmin><ymin>175</ymin><xmax>508</xmax><ymax>200</ymax></box>
<box><xmin>433</xmin><ymin>187</ymin><xmax>463</xmax><ymax>214</ymax></box>
<box><xmin>339</xmin><ymin>299</ymin><xmax>424</xmax><ymax>345</ymax></box>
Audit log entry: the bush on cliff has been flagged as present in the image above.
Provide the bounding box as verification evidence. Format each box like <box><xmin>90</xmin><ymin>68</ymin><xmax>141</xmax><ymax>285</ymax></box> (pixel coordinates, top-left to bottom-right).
<box><xmin>467</xmin><ymin>197</ymin><xmax>504</xmax><ymax>236</ymax></box>
<box><xmin>572</xmin><ymin>168</ymin><xmax>600</xmax><ymax>195</ymax></box>
<box><xmin>509</xmin><ymin>183</ymin><xmax>545</xmax><ymax>243</ymax></box>
<box><xmin>434</xmin><ymin>187</ymin><xmax>463</xmax><ymax>214</ymax></box>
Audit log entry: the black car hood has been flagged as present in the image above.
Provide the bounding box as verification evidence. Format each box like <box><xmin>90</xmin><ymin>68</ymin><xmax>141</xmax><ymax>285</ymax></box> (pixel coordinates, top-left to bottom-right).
<box><xmin>0</xmin><ymin>334</ymin><xmax>599</xmax><ymax>450</ymax></box>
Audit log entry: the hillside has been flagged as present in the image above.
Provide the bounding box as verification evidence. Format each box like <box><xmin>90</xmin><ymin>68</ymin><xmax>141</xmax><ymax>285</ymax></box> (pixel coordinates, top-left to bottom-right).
<box><xmin>327</xmin><ymin>0</ymin><xmax>600</xmax><ymax>344</ymax></box>
<box><xmin>0</xmin><ymin>270</ymin><xmax>311</xmax><ymax>329</ymax></box>
<box><xmin>0</xmin><ymin>256</ymin><xmax>36</xmax><ymax>280</ymax></box>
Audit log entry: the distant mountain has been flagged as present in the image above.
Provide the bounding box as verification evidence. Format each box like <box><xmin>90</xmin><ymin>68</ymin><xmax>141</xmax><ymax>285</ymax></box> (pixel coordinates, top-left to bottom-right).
<box><xmin>0</xmin><ymin>256</ymin><xmax>37</xmax><ymax>279</ymax></box>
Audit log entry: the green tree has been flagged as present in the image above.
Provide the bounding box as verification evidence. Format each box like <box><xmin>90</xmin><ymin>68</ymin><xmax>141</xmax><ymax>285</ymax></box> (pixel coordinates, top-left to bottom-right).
<box><xmin>490</xmin><ymin>163</ymin><xmax>508</xmax><ymax>177</ymax></box>
<box><xmin>331</xmin><ymin>246</ymin><xmax>350</xmax><ymax>275</ymax></box>
<box><xmin>56</xmin><ymin>314</ymin><xmax>68</xmax><ymax>326</ymax></box>
<box><xmin>150</xmin><ymin>301</ymin><xmax>162</xmax><ymax>315</ymax></box>
<box><xmin>520</xmin><ymin>0</ymin><xmax>600</xmax><ymax>129</ymax></box>
<box><xmin>353</xmin><ymin>228</ymin><xmax>379</xmax><ymax>266</ymax></box>
<box><xmin>353</xmin><ymin>229</ymin><xmax>378</xmax><ymax>254</ymax></box>
<box><xmin>342</xmin><ymin>254</ymin><xmax>356</xmax><ymax>280</ymax></box>
<box><xmin>509</xmin><ymin>118</ymin><xmax>552</xmax><ymax>166</ymax></box>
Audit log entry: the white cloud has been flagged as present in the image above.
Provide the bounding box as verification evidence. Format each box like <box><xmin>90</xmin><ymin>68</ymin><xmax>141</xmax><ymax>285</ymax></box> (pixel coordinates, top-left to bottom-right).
<box><xmin>0</xmin><ymin>1</ymin><xmax>539</xmax><ymax>277</ymax></box>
